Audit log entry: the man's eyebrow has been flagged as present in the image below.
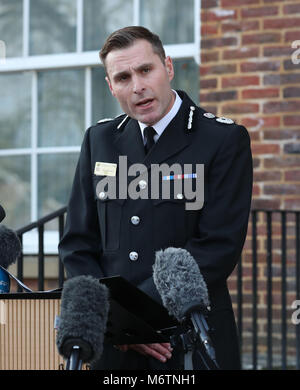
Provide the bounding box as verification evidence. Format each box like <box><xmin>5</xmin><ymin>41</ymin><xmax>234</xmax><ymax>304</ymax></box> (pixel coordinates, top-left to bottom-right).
<box><xmin>113</xmin><ymin>70</ymin><xmax>130</xmax><ymax>80</ymax></box>
<box><xmin>113</xmin><ymin>63</ymin><xmax>154</xmax><ymax>80</ymax></box>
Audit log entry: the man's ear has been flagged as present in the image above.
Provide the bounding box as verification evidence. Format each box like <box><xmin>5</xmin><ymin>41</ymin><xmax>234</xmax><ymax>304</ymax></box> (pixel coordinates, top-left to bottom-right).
<box><xmin>105</xmin><ymin>76</ymin><xmax>115</xmax><ymax>97</ymax></box>
<box><xmin>165</xmin><ymin>56</ymin><xmax>174</xmax><ymax>82</ymax></box>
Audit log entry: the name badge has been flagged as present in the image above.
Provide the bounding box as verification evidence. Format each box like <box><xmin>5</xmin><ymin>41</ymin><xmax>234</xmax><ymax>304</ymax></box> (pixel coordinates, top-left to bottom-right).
<box><xmin>94</xmin><ymin>162</ymin><xmax>117</xmax><ymax>176</ymax></box>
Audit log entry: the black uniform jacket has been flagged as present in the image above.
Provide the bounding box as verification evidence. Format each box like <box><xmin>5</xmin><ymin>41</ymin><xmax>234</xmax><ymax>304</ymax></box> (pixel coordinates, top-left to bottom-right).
<box><xmin>59</xmin><ymin>90</ymin><xmax>253</xmax><ymax>370</ymax></box>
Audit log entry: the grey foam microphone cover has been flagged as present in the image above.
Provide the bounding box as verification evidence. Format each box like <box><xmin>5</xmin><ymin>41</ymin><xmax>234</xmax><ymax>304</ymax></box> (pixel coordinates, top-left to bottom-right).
<box><xmin>0</xmin><ymin>225</ymin><xmax>22</xmax><ymax>268</ymax></box>
<box><xmin>56</xmin><ymin>275</ymin><xmax>109</xmax><ymax>364</ymax></box>
<box><xmin>153</xmin><ymin>247</ymin><xmax>210</xmax><ymax>321</ymax></box>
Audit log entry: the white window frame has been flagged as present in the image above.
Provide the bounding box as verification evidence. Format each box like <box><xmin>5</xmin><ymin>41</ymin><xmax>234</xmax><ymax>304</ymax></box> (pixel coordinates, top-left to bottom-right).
<box><xmin>0</xmin><ymin>0</ymin><xmax>201</xmax><ymax>254</ymax></box>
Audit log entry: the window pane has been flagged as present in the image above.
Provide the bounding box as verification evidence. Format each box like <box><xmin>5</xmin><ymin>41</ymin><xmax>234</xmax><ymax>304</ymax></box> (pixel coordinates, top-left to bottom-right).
<box><xmin>0</xmin><ymin>155</ymin><xmax>30</xmax><ymax>229</ymax></box>
<box><xmin>84</xmin><ymin>0</ymin><xmax>133</xmax><ymax>51</ymax></box>
<box><xmin>38</xmin><ymin>69</ymin><xmax>85</xmax><ymax>147</ymax></box>
<box><xmin>38</xmin><ymin>153</ymin><xmax>79</xmax><ymax>218</ymax></box>
<box><xmin>0</xmin><ymin>0</ymin><xmax>22</xmax><ymax>58</ymax></box>
<box><xmin>92</xmin><ymin>66</ymin><xmax>122</xmax><ymax>124</ymax></box>
<box><xmin>140</xmin><ymin>0</ymin><xmax>194</xmax><ymax>44</ymax></box>
<box><xmin>172</xmin><ymin>58</ymin><xmax>199</xmax><ymax>104</ymax></box>
<box><xmin>30</xmin><ymin>0</ymin><xmax>76</xmax><ymax>55</ymax></box>
<box><xmin>0</xmin><ymin>72</ymin><xmax>31</xmax><ymax>149</ymax></box>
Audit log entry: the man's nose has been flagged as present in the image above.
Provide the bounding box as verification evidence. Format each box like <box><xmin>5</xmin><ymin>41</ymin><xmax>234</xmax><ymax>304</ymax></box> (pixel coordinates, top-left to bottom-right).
<box><xmin>132</xmin><ymin>75</ymin><xmax>145</xmax><ymax>94</ymax></box>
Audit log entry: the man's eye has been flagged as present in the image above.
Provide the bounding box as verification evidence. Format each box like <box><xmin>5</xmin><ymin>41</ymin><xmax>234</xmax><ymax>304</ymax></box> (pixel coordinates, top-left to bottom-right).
<box><xmin>143</xmin><ymin>67</ymin><xmax>150</xmax><ymax>73</ymax></box>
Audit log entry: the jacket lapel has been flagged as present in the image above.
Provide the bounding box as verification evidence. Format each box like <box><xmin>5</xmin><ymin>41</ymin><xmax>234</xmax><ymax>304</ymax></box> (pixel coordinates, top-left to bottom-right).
<box><xmin>142</xmin><ymin>91</ymin><xmax>195</xmax><ymax>168</ymax></box>
<box><xmin>113</xmin><ymin>118</ymin><xmax>145</xmax><ymax>164</ymax></box>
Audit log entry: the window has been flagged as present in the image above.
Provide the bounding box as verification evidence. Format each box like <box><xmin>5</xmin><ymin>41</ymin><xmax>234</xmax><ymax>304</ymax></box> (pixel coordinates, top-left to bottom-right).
<box><xmin>0</xmin><ymin>0</ymin><xmax>200</xmax><ymax>252</ymax></box>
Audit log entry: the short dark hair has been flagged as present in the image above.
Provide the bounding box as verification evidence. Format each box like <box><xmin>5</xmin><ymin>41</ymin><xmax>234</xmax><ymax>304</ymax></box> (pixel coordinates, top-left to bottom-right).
<box><xmin>99</xmin><ymin>26</ymin><xmax>166</xmax><ymax>69</ymax></box>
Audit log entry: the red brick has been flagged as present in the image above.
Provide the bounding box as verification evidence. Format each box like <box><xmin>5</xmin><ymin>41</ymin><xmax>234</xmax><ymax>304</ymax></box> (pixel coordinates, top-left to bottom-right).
<box><xmin>221</xmin><ymin>20</ymin><xmax>259</xmax><ymax>33</ymax></box>
<box><xmin>242</xmin><ymin>33</ymin><xmax>281</xmax><ymax>45</ymax></box>
<box><xmin>222</xmin><ymin>102</ymin><xmax>259</xmax><ymax>114</ymax></box>
<box><xmin>200</xmin><ymin>64</ymin><xmax>236</xmax><ymax>76</ymax></box>
<box><xmin>222</xmin><ymin>75</ymin><xmax>260</xmax><ymax>88</ymax></box>
<box><xmin>200</xmin><ymin>90</ymin><xmax>237</xmax><ymax>102</ymax></box>
<box><xmin>284</xmin><ymin>199</ymin><xmax>300</xmax><ymax>210</ymax></box>
<box><xmin>201</xmin><ymin>36</ymin><xmax>237</xmax><ymax>49</ymax></box>
<box><xmin>242</xmin><ymin>6</ymin><xmax>278</xmax><ymax>18</ymax></box>
<box><xmin>263</xmin><ymin>129</ymin><xmax>300</xmax><ymax>140</ymax></box>
<box><xmin>202</xmin><ymin>9</ymin><xmax>238</xmax><ymax>22</ymax></box>
<box><xmin>223</xmin><ymin>47</ymin><xmax>259</xmax><ymax>60</ymax></box>
<box><xmin>263</xmin><ymin>101</ymin><xmax>300</xmax><ymax>114</ymax></box>
<box><xmin>254</xmin><ymin>171</ymin><xmax>282</xmax><ymax>181</ymax></box>
<box><xmin>200</xmin><ymin>78</ymin><xmax>218</xmax><ymax>89</ymax></box>
<box><xmin>284</xmin><ymin>116</ymin><xmax>300</xmax><ymax>126</ymax></box>
<box><xmin>283</xmin><ymin>3</ymin><xmax>300</xmax><ymax>14</ymax></box>
<box><xmin>241</xmin><ymin>61</ymin><xmax>280</xmax><ymax>72</ymax></box>
<box><xmin>242</xmin><ymin>88</ymin><xmax>279</xmax><ymax>99</ymax></box>
<box><xmin>264</xmin><ymin>17</ymin><xmax>300</xmax><ymax>29</ymax></box>
<box><xmin>264</xmin><ymin>74</ymin><xmax>300</xmax><ymax>86</ymax></box>
<box><xmin>283</xmin><ymin>87</ymin><xmax>300</xmax><ymax>98</ymax></box>
<box><xmin>251</xmin><ymin>198</ymin><xmax>281</xmax><ymax>210</ymax></box>
<box><xmin>264</xmin><ymin>184</ymin><xmax>300</xmax><ymax>195</ymax></box>
<box><xmin>202</xmin><ymin>0</ymin><xmax>218</xmax><ymax>9</ymax></box>
<box><xmin>201</xmin><ymin>51</ymin><xmax>219</xmax><ymax>63</ymax></box>
<box><xmin>249</xmin><ymin>131</ymin><xmax>260</xmax><ymax>141</ymax></box>
<box><xmin>284</xmin><ymin>31</ymin><xmax>300</xmax><ymax>42</ymax></box>
<box><xmin>221</xmin><ymin>0</ymin><xmax>259</xmax><ymax>6</ymax></box>
<box><xmin>240</xmin><ymin>116</ymin><xmax>280</xmax><ymax>128</ymax></box>
<box><xmin>285</xmin><ymin>170</ymin><xmax>300</xmax><ymax>181</ymax></box>
<box><xmin>253</xmin><ymin>184</ymin><xmax>261</xmax><ymax>196</ymax></box>
<box><xmin>263</xmin><ymin>46</ymin><xmax>294</xmax><ymax>57</ymax></box>
<box><xmin>264</xmin><ymin>156</ymin><xmax>300</xmax><ymax>168</ymax></box>
<box><xmin>251</xmin><ymin>143</ymin><xmax>280</xmax><ymax>154</ymax></box>
<box><xmin>201</xmin><ymin>24</ymin><xmax>218</xmax><ymax>36</ymax></box>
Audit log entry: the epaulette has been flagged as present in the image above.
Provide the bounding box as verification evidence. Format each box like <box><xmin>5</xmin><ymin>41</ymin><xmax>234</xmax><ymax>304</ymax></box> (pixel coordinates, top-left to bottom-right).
<box><xmin>202</xmin><ymin>112</ymin><xmax>235</xmax><ymax>125</ymax></box>
<box><xmin>97</xmin><ymin>118</ymin><xmax>113</xmax><ymax>124</ymax></box>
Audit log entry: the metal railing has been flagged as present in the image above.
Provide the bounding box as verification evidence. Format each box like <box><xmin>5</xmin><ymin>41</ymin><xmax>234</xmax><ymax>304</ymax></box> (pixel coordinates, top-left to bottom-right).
<box><xmin>236</xmin><ymin>209</ymin><xmax>300</xmax><ymax>370</ymax></box>
<box><xmin>15</xmin><ymin>206</ymin><xmax>67</xmax><ymax>291</ymax></box>
<box><xmin>13</xmin><ymin>207</ymin><xmax>300</xmax><ymax>370</ymax></box>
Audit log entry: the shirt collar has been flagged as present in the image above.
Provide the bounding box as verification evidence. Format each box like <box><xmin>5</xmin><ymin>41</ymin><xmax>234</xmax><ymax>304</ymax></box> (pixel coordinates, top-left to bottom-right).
<box><xmin>138</xmin><ymin>90</ymin><xmax>182</xmax><ymax>142</ymax></box>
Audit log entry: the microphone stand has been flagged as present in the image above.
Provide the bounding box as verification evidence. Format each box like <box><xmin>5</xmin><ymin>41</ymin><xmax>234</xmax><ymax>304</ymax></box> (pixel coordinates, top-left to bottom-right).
<box><xmin>170</xmin><ymin>320</ymin><xmax>219</xmax><ymax>370</ymax></box>
<box><xmin>66</xmin><ymin>346</ymin><xmax>83</xmax><ymax>370</ymax></box>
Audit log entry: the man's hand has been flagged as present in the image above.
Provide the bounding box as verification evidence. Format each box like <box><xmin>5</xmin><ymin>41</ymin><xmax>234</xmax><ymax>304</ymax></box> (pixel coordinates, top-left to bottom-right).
<box><xmin>115</xmin><ymin>343</ymin><xmax>173</xmax><ymax>363</ymax></box>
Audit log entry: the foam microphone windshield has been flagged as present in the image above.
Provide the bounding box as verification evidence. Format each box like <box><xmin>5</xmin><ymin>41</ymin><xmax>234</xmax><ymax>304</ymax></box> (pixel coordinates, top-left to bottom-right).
<box><xmin>0</xmin><ymin>225</ymin><xmax>22</xmax><ymax>269</ymax></box>
<box><xmin>56</xmin><ymin>275</ymin><xmax>110</xmax><ymax>366</ymax></box>
<box><xmin>153</xmin><ymin>247</ymin><xmax>210</xmax><ymax>321</ymax></box>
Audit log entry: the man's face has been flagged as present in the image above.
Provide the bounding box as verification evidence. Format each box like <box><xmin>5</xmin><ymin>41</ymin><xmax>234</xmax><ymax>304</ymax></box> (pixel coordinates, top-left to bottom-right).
<box><xmin>105</xmin><ymin>39</ymin><xmax>175</xmax><ymax>126</ymax></box>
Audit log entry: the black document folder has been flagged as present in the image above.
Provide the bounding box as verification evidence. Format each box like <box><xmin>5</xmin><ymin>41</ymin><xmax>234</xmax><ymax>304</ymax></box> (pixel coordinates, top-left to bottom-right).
<box><xmin>100</xmin><ymin>276</ymin><xmax>178</xmax><ymax>345</ymax></box>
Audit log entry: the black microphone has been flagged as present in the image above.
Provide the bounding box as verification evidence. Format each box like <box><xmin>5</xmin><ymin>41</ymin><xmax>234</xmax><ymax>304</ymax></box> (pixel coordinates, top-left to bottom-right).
<box><xmin>56</xmin><ymin>275</ymin><xmax>110</xmax><ymax>370</ymax></box>
<box><xmin>0</xmin><ymin>205</ymin><xmax>5</xmax><ymax>223</ymax></box>
<box><xmin>153</xmin><ymin>247</ymin><xmax>218</xmax><ymax>368</ymax></box>
<box><xmin>0</xmin><ymin>225</ymin><xmax>22</xmax><ymax>293</ymax></box>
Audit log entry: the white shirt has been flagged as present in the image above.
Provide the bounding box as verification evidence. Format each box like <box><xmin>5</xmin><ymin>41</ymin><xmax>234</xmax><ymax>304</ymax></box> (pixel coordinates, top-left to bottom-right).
<box><xmin>138</xmin><ymin>90</ymin><xmax>182</xmax><ymax>144</ymax></box>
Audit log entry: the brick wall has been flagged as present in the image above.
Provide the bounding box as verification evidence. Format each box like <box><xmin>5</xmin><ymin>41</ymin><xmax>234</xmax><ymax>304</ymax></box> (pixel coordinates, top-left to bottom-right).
<box><xmin>200</xmin><ymin>0</ymin><xmax>300</xmax><ymax>368</ymax></box>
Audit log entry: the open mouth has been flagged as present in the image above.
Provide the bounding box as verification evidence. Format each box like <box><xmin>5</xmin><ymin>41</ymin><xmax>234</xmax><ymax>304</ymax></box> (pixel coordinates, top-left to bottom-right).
<box><xmin>136</xmin><ymin>98</ymin><xmax>154</xmax><ymax>108</ymax></box>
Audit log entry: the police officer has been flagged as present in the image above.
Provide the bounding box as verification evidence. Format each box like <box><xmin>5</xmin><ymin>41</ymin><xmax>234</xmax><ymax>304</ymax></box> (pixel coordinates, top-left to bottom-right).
<box><xmin>59</xmin><ymin>26</ymin><xmax>253</xmax><ymax>370</ymax></box>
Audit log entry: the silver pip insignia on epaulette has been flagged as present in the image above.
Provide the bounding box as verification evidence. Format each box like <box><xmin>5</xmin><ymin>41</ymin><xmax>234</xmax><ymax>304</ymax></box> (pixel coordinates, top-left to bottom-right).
<box><xmin>216</xmin><ymin>116</ymin><xmax>235</xmax><ymax>124</ymax></box>
<box><xmin>187</xmin><ymin>106</ymin><xmax>195</xmax><ymax>130</ymax></box>
<box><xmin>203</xmin><ymin>112</ymin><xmax>216</xmax><ymax>119</ymax></box>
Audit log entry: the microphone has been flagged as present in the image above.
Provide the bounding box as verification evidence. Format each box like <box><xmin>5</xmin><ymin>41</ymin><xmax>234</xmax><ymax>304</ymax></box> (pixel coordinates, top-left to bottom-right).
<box><xmin>0</xmin><ymin>205</ymin><xmax>5</xmax><ymax>223</ymax></box>
<box><xmin>153</xmin><ymin>247</ymin><xmax>218</xmax><ymax>369</ymax></box>
<box><xmin>0</xmin><ymin>225</ymin><xmax>22</xmax><ymax>293</ymax></box>
<box><xmin>56</xmin><ymin>275</ymin><xmax>110</xmax><ymax>370</ymax></box>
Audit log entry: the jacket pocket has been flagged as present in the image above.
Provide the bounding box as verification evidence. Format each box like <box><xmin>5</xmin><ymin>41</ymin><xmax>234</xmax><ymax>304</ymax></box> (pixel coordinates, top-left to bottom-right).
<box><xmin>93</xmin><ymin>176</ymin><xmax>125</xmax><ymax>251</ymax></box>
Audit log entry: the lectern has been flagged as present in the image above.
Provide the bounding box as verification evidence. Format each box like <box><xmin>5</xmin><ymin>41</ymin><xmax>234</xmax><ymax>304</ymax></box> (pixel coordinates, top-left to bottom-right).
<box><xmin>0</xmin><ymin>276</ymin><xmax>178</xmax><ymax>370</ymax></box>
<box><xmin>0</xmin><ymin>291</ymin><xmax>64</xmax><ymax>370</ymax></box>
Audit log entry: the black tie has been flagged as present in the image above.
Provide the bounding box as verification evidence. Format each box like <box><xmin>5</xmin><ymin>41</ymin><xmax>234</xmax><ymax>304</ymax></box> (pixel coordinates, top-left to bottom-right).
<box><xmin>144</xmin><ymin>126</ymin><xmax>156</xmax><ymax>154</ymax></box>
